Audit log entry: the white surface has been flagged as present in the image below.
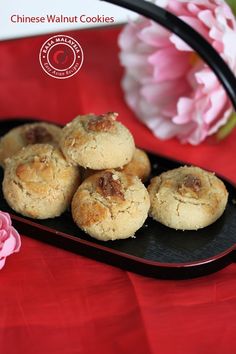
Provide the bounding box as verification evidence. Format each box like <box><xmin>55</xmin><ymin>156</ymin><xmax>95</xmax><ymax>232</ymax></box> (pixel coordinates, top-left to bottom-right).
<box><xmin>0</xmin><ymin>0</ymin><xmax>137</xmax><ymax>40</ymax></box>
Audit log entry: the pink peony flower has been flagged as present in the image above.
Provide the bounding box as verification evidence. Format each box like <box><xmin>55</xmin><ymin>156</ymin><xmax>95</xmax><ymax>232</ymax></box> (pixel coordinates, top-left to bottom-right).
<box><xmin>119</xmin><ymin>0</ymin><xmax>236</xmax><ymax>144</ymax></box>
<box><xmin>0</xmin><ymin>211</ymin><xmax>21</xmax><ymax>270</ymax></box>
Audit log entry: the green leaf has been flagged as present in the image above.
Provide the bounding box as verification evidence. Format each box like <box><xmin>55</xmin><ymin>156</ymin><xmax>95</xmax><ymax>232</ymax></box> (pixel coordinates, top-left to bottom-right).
<box><xmin>226</xmin><ymin>0</ymin><xmax>236</xmax><ymax>15</ymax></box>
<box><xmin>216</xmin><ymin>112</ymin><xmax>236</xmax><ymax>141</ymax></box>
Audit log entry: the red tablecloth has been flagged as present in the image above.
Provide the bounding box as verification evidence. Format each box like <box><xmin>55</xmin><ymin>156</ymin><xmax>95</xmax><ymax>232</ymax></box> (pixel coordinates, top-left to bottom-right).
<box><xmin>1</xmin><ymin>27</ymin><xmax>236</xmax><ymax>354</ymax></box>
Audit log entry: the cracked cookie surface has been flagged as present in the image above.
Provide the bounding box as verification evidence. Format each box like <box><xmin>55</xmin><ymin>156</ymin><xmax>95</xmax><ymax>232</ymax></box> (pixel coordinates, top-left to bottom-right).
<box><xmin>72</xmin><ymin>170</ymin><xmax>150</xmax><ymax>241</ymax></box>
<box><xmin>3</xmin><ymin>144</ymin><xmax>80</xmax><ymax>219</ymax></box>
<box><xmin>0</xmin><ymin>122</ymin><xmax>62</xmax><ymax>168</ymax></box>
<box><xmin>59</xmin><ymin>112</ymin><xmax>135</xmax><ymax>169</ymax></box>
<box><xmin>148</xmin><ymin>166</ymin><xmax>228</xmax><ymax>230</ymax></box>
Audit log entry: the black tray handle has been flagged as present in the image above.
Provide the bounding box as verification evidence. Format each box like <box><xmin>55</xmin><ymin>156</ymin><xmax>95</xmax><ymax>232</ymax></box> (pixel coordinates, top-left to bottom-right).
<box><xmin>102</xmin><ymin>0</ymin><xmax>236</xmax><ymax>112</ymax></box>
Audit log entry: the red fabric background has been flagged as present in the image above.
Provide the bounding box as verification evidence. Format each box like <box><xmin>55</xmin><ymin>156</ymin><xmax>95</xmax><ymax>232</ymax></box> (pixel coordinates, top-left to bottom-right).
<box><xmin>0</xmin><ymin>27</ymin><xmax>236</xmax><ymax>354</ymax></box>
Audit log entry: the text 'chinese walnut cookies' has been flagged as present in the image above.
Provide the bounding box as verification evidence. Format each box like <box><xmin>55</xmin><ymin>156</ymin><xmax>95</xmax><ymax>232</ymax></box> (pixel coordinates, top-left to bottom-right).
<box><xmin>0</xmin><ymin>122</ymin><xmax>62</xmax><ymax>167</ymax></box>
<box><xmin>72</xmin><ymin>170</ymin><xmax>150</xmax><ymax>241</ymax></box>
<box><xmin>148</xmin><ymin>166</ymin><xmax>228</xmax><ymax>230</ymax></box>
<box><xmin>3</xmin><ymin>144</ymin><xmax>80</xmax><ymax>219</ymax></box>
<box><xmin>59</xmin><ymin>112</ymin><xmax>135</xmax><ymax>169</ymax></box>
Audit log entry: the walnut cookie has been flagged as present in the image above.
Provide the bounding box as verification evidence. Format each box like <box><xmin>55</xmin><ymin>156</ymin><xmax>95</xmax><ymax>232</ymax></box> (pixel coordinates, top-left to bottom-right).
<box><xmin>0</xmin><ymin>122</ymin><xmax>62</xmax><ymax>168</ymax></box>
<box><xmin>3</xmin><ymin>144</ymin><xmax>80</xmax><ymax>219</ymax></box>
<box><xmin>59</xmin><ymin>112</ymin><xmax>135</xmax><ymax>169</ymax></box>
<box><xmin>72</xmin><ymin>170</ymin><xmax>150</xmax><ymax>241</ymax></box>
<box><xmin>81</xmin><ymin>148</ymin><xmax>151</xmax><ymax>183</ymax></box>
<box><xmin>148</xmin><ymin>166</ymin><xmax>228</xmax><ymax>230</ymax></box>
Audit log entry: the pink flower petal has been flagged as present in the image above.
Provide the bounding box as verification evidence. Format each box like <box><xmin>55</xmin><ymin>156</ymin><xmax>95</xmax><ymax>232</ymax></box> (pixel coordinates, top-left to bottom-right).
<box><xmin>11</xmin><ymin>227</ymin><xmax>21</xmax><ymax>252</ymax></box>
<box><xmin>177</xmin><ymin>97</ymin><xmax>194</xmax><ymax>115</ymax></box>
<box><xmin>195</xmin><ymin>69</ymin><xmax>218</xmax><ymax>93</ymax></box>
<box><xmin>198</xmin><ymin>9</ymin><xmax>216</xmax><ymax>28</ymax></box>
<box><xmin>138</xmin><ymin>100</ymin><xmax>160</xmax><ymax>121</ymax></box>
<box><xmin>154</xmin><ymin>0</ymin><xmax>169</xmax><ymax>8</ymax></box>
<box><xmin>173</xmin><ymin>97</ymin><xmax>195</xmax><ymax>124</ymax></box>
<box><xmin>148</xmin><ymin>116</ymin><xmax>183</xmax><ymax>139</ymax></box>
<box><xmin>212</xmin><ymin>40</ymin><xmax>224</xmax><ymax>52</ymax></box>
<box><xmin>161</xmin><ymin>102</ymin><xmax>178</xmax><ymax>117</ymax></box>
<box><xmin>148</xmin><ymin>47</ymin><xmax>190</xmax><ymax>82</ymax></box>
<box><xmin>169</xmin><ymin>34</ymin><xmax>193</xmax><ymax>51</ymax></box>
<box><xmin>141</xmin><ymin>79</ymin><xmax>190</xmax><ymax>104</ymax></box>
<box><xmin>118</xmin><ymin>21</ymin><xmax>146</xmax><ymax>51</ymax></box>
<box><xmin>183</xmin><ymin>129</ymin><xmax>207</xmax><ymax>145</ymax></box>
<box><xmin>120</xmin><ymin>52</ymin><xmax>149</xmax><ymax>68</ymax></box>
<box><xmin>0</xmin><ymin>234</ymin><xmax>17</xmax><ymax>258</ymax></box>
<box><xmin>0</xmin><ymin>211</ymin><xmax>21</xmax><ymax>270</ymax></box>
<box><xmin>209</xmin><ymin>26</ymin><xmax>223</xmax><ymax>41</ymax></box>
<box><xmin>121</xmin><ymin>75</ymin><xmax>140</xmax><ymax>111</ymax></box>
<box><xmin>138</xmin><ymin>23</ymin><xmax>170</xmax><ymax>48</ymax></box>
<box><xmin>0</xmin><ymin>212</ymin><xmax>11</xmax><ymax>229</ymax></box>
<box><xmin>187</xmin><ymin>3</ymin><xmax>203</xmax><ymax>15</ymax></box>
<box><xmin>168</xmin><ymin>0</ymin><xmax>191</xmax><ymax>16</ymax></box>
<box><xmin>208</xmin><ymin>107</ymin><xmax>232</xmax><ymax>135</ymax></box>
<box><xmin>223</xmin><ymin>29</ymin><xmax>236</xmax><ymax>68</ymax></box>
<box><xmin>177</xmin><ymin>0</ymin><xmax>215</xmax><ymax>9</ymax></box>
<box><xmin>204</xmin><ymin>89</ymin><xmax>227</xmax><ymax>124</ymax></box>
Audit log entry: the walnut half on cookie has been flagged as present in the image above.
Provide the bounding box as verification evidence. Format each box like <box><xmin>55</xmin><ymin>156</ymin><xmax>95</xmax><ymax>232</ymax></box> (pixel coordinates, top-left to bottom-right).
<box><xmin>71</xmin><ymin>170</ymin><xmax>150</xmax><ymax>241</ymax></box>
<box><xmin>148</xmin><ymin>166</ymin><xmax>228</xmax><ymax>230</ymax></box>
<box><xmin>59</xmin><ymin>112</ymin><xmax>135</xmax><ymax>169</ymax></box>
<box><xmin>0</xmin><ymin>122</ymin><xmax>62</xmax><ymax>168</ymax></box>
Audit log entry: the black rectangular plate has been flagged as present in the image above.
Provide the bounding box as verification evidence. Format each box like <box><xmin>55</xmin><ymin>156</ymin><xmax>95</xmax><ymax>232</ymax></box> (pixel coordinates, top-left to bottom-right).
<box><xmin>1</xmin><ymin>118</ymin><xmax>236</xmax><ymax>279</ymax></box>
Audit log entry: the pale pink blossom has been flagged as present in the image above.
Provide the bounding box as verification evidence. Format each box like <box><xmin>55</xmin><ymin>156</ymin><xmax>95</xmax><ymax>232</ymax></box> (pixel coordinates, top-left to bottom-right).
<box><xmin>0</xmin><ymin>211</ymin><xmax>21</xmax><ymax>270</ymax></box>
<box><xmin>119</xmin><ymin>0</ymin><xmax>236</xmax><ymax>144</ymax></box>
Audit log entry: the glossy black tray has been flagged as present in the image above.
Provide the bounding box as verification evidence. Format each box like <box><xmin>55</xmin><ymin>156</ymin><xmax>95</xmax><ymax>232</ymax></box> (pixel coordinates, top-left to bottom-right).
<box><xmin>1</xmin><ymin>118</ymin><xmax>236</xmax><ymax>279</ymax></box>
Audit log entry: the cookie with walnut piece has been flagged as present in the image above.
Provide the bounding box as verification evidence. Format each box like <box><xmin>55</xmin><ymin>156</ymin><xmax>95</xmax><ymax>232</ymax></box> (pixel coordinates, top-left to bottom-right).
<box><xmin>3</xmin><ymin>144</ymin><xmax>80</xmax><ymax>219</ymax></box>
<box><xmin>0</xmin><ymin>122</ymin><xmax>62</xmax><ymax>168</ymax></box>
<box><xmin>148</xmin><ymin>166</ymin><xmax>228</xmax><ymax>230</ymax></box>
<box><xmin>71</xmin><ymin>170</ymin><xmax>150</xmax><ymax>241</ymax></box>
<box><xmin>120</xmin><ymin>148</ymin><xmax>151</xmax><ymax>182</ymax></box>
<box><xmin>59</xmin><ymin>112</ymin><xmax>135</xmax><ymax>169</ymax></box>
